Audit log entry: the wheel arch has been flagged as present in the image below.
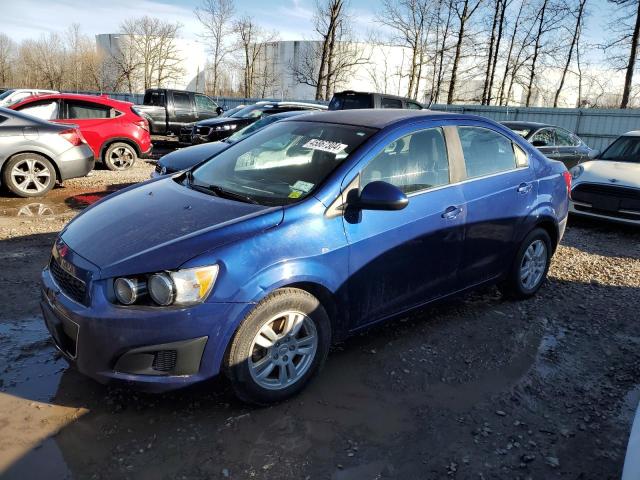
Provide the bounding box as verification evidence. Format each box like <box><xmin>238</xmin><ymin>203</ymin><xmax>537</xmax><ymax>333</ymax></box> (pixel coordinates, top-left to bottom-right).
<box><xmin>99</xmin><ymin>137</ymin><xmax>142</xmax><ymax>162</ymax></box>
<box><xmin>1</xmin><ymin>150</ymin><xmax>61</xmax><ymax>187</ymax></box>
<box><xmin>534</xmin><ymin>216</ymin><xmax>559</xmax><ymax>253</ymax></box>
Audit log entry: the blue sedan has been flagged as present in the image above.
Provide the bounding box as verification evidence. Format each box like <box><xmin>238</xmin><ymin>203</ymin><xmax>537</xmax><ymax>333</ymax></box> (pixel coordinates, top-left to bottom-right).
<box><xmin>41</xmin><ymin>110</ymin><xmax>570</xmax><ymax>404</ymax></box>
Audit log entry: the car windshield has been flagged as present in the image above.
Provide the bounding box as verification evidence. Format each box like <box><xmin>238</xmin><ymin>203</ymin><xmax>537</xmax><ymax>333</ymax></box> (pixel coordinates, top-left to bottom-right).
<box><xmin>220</xmin><ymin>105</ymin><xmax>245</xmax><ymax>117</ymax></box>
<box><xmin>189</xmin><ymin>121</ymin><xmax>376</xmax><ymax>206</ymax></box>
<box><xmin>226</xmin><ymin>115</ymin><xmax>283</xmax><ymax>143</ymax></box>
<box><xmin>0</xmin><ymin>89</ymin><xmax>15</xmax><ymax>100</ymax></box>
<box><xmin>599</xmin><ymin>136</ymin><xmax>640</xmax><ymax>163</ymax></box>
<box><xmin>230</xmin><ymin>104</ymin><xmax>271</xmax><ymax>119</ymax></box>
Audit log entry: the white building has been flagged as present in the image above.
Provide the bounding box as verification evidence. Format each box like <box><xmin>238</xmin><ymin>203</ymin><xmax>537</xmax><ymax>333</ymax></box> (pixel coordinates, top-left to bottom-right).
<box><xmin>96</xmin><ymin>34</ymin><xmax>207</xmax><ymax>92</ymax></box>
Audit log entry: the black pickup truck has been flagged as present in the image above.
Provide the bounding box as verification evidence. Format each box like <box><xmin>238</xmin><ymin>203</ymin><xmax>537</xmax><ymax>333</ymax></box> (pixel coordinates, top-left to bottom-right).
<box><xmin>133</xmin><ymin>89</ymin><xmax>223</xmax><ymax>136</ymax></box>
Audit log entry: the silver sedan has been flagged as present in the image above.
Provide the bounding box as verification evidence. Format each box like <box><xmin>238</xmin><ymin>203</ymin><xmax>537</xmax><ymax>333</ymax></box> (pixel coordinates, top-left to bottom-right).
<box><xmin>0</xmin><ymin>107</ymin><xmax>94</xmax><ymax>197</ymax></box>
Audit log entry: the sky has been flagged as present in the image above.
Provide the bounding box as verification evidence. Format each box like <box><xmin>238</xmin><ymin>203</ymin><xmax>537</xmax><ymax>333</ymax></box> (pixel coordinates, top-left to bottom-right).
<box><xmin>0</xmin><ymin>0</ymin><xmax>616</xmax><ymax>60</ymax></box>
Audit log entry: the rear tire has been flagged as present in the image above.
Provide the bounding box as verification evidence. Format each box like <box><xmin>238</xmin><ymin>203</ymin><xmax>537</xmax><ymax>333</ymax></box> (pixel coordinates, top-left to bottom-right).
<box><xmin>2</xmin><ymin>153</ymin><xmax>56</xmax><ymax>197</ymax></box>
<box><xmin>225</xmin><ymin>288</ymin><xmax>331</xmax><ymax>405</ymax></box>
<box><xmin>499</xmin><ymin>228</ymin><xmax>552</xmax><ymax>299</ymax></box>
<box><xmin>103</xmin><ymin>142</ymin><xmax>137</xmax><ymax>171</ymax></box>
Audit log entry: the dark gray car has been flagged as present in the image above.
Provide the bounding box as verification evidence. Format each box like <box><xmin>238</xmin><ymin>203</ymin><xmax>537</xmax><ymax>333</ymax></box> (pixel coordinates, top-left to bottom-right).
<box><xmin>501</xmin><ymin>121</ymin><xmax>595</xmax><ymax>169</ymax></box>
<box><xmin>0</xmin><ymin>107</ymin><xmax>94</xmax><ymax>197</ymax></box>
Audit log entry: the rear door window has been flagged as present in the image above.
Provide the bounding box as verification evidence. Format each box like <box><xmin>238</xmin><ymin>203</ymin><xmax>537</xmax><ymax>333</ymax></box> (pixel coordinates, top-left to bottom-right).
<box><xmin>172</xmin><ymin>92</ymin><xmax>193</xmax><ymax>110</ymax></box>
<box><xmin>458</xmin><ymin>126</ymin><xmax>518</xmax><ymax>178</ymax></box>
<box><xmin>65</xmin><ymin>101</ymin><xmax>111</xmax><ymax>119</ymax></box>
<box><xmin>381</xmin><ymin>97</ymin><xmax>403</xmax><ymax>109</ymax></box>
<box><xmin>555</xmin><ymin>128</ymin><xmax>579</xmax><ymax>147</ymax></box>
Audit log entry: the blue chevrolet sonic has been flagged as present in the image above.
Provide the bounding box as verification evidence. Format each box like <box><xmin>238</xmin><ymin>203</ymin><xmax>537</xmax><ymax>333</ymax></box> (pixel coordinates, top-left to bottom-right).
<box><xmin>41</xmin><ymin>110</ymin><xmax>570</xmax><ymax>404</ymax></box>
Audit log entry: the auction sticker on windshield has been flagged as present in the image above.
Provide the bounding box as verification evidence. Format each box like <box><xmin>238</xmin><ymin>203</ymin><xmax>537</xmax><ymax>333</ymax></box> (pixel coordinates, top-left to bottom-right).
<box><xmin>303</xmin><ymin>139</ymin><xmax>347</xmax><ymax>154</ymax></box>
<box><xmin>292</xmin><ymin>180</ymin><xmax>314</xmax><ymax>192</ymax></box>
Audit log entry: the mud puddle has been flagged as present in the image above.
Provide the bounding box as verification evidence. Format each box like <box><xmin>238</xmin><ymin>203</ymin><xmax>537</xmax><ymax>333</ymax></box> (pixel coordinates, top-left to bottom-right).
<box><xmin>0</xmin><ymin>316</ymin><xmax>66</xmax><ymax>403</ymax></box>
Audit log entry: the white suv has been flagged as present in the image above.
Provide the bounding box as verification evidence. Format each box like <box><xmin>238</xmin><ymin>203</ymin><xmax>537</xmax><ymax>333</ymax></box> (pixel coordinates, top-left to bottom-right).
<box><xmin>0</xmin><ymin>88</ymin><xmax>58</xmax><ymax>107</ymax></box>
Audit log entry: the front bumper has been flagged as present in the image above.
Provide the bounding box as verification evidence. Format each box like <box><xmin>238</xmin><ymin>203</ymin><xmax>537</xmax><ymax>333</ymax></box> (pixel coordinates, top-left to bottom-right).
<box><xmin>40</xmin><ymin>265</ymin><xmax>252</xmax><ymax>392</ymax></box>
<box><xmin>58</xmin><ymin>144</ymin><xmax>95</xmax><ymax>181</ymax></box>
<box><xmin>569</xmin><ymin>201</ymin><xmax>640</xmax><ymax>226</ymax></box>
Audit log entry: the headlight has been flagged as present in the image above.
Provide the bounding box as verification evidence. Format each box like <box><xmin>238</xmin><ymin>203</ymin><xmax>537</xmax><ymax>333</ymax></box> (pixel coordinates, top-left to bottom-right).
<box><xmin>114</xmin><ymin>277</ymin><xmax>146</xmax><ymax>305</ymax></box>
<box><xmin>114</xmin><ymin>265</ymin><xmax>219</xmax><ymax>307</ymax></box>
<box><xmin>570</xmin><ymin>165</ymin><xmax>584</xmax><ymax>179</ymax></box>
<box><xmin>215</xmin><ymin>124</ymin><xmax>236</xmax><ymax>131</ymax></box>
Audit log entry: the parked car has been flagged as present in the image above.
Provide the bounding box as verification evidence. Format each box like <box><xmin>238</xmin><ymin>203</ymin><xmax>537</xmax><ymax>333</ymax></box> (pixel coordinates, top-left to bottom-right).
<box><xmin>0</xmin><ymin>107</ymin><xmax>93</xmax><ymax>197</ymax></box>
<box><xmin>623</xmin><ymin>399</ymin><xmax>640</xmax><ymax>480</ymax></box>
<box><xmin>501</xmin><ymin>121</ymin><xmax>595</xmax><ymax>169</ymax></box>
<box><xmin>178</xmin><ymin>104</ymin><xmax>246</xmax><ymax>144</ymax></box>
<box><xmin>11</xmin><ymin>94</ymin><xmax>151</xmax><ymax>170</ymax></box>
<box><xmin>154</xmin><ymin>110</ymin><xmax>313</xmax><ymax>177</ymax></box>
<box><xmin>0</xmin><ymin>88</ymin><xmax>58</xmax><ymax>107</ymax></box>
<box><xmin>189</xmin><ymin>101</ymin><xmax>327</xmax><ymax>144</ymax></box>
<box><xmin>569</xmin><ymin>130</ymin><xmax>640</xmax><ymax>225</ymax></box>
<box><xmin>328</xmin><ymin>90</ymin><xmax>425</xmax><ymax>110</ymax></box>
<box><xmin>134</xmin><ymin>89</ymin><xmax>222</xmax><ymax>136</ymax></box>
<box><xmin>41</xmin><ymin>110</ymin><xmax>569</xmax><ymax>404</ymax></box>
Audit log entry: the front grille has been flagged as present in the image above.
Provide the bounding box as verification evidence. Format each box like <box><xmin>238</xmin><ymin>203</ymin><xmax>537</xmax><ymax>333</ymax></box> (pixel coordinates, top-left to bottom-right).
<box><xmin>152</xmin><ymin>350</ymin><xmax>178</xmax><ymax>372</ymax></box>
<box><xmin>50</xmin><ymin>258</ymin><xmax>87</xmax><ymax>304</ymax></box>
<box><xmin>572</xmin><ymin>183</ymin><xmax>640</xmax><ymax>214</ymax></box>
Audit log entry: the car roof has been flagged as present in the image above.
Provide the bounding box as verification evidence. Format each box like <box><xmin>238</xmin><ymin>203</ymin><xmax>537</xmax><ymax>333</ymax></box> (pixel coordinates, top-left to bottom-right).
<box><xmin>621</xmin><ymin>130</ymin><xmax>640</xmax><ymax>136</ymax></box>
<box><xmin>500</xmin><ymin>121</ymin><xmax>553</xmax><ymax>129</ymax></box>
<box><xmin>12</xmin><ymin>93</ymin><xmax>133</xmax><ymax>107</ymax></box>
<box><xmin>269</xmin><ymin>110</ymin><xmax>310</xmax><ymax>119</ymax></box>
<box><xmin>282</xmin><ymin>109</ymin><xmax>458</xmax><ymax>129</ymax></box>
<box><xmin>333</xmin><ymin>90</ymin><xmax>423</xmax><ymax>104</ymax></box>
<box><xmin>253</xmin><ymin>101</ymin><xmax>327</xmax><ymax>109</ymax></box>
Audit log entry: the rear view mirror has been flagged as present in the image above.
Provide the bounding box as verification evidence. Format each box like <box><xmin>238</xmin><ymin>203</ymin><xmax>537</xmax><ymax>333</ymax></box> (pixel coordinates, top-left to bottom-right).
<box><xmin>532</xmin><ymin>140</ymin><xmax>547</xmax><ymax>147</ymax></box>
<box><xmin>353</xmin><ymin>181</ymin><xmax>408</xmax><ymax>211</ymax></box>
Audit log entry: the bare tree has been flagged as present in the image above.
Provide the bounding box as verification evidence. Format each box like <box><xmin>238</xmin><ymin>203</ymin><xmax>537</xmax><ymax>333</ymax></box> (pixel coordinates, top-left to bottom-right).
<box><xmin>234</xmin><ymin>16</ymin><xmax>278</xmax><ymax>97</ymax></box>
<box><xmin>447</xmin><ymin>0</ymin><xmax>483</xmax><ymax>104</ymax></box>
<box><xmin>195</xmin><ymin>0</ymin><xmax>235</xmax><ymax>96</ymax></box>
<box><xmin>604</xmin><ymin>0</ymin><xmax>640</xmax><ymax>107</ymax></box>
<box><xmin>553</xmin><ymin>0</ymin><xmax>587</xmax><ymax>106</ymax></box>
<box><xmin>0</xmin><ymin>33</ymin><xmax>16</xmax><ymax>86</ymax></box>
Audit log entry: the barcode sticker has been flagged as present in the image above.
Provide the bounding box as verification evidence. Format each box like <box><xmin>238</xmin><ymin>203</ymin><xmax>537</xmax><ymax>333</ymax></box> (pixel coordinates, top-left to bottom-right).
<box><xmin>302</xmin><ymin>139</ymin><xmax>347</xmax><ymax>154</ymax></box>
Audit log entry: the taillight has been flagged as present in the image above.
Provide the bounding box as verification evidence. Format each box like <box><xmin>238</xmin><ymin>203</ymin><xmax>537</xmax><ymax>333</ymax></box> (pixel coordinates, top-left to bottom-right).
<box><xmin>562</xmin><ymin>171</ymin><xmax>572</xmax><ymax>199</ymax></box>
<box><xmin>59</xmin><ymin>128</ymin><xmax>85</xmax><ymax>146</ymax></box>
<box><xmin>134</xmin><ymin>119</ymin><xmax>149</xmax><ymax>132</ymax></box>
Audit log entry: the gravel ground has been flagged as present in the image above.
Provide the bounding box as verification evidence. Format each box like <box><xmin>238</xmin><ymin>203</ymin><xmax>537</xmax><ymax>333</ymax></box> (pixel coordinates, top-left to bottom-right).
<box><xmin>0</xmin><ymin>162</ymin><xmax>638</xmax><ymax>480</ymax></box>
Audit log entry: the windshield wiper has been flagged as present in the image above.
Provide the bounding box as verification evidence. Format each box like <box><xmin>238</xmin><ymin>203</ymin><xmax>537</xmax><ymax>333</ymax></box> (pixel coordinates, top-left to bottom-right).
<box><xmin>207</xmin><ymin>184</ymin><xmax>260</xmax><ymax>204</ymax></box>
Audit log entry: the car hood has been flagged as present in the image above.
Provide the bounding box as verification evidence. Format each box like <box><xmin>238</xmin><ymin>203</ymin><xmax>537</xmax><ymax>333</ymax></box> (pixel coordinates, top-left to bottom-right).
<box><xmin>577</xmin><ymin>160</ymin><xmax>640</xmax><ymax>188</ymax></box>
<box><xmin>61</xmin><ymin>177</ymin><xmax>283</xmax><ymax>278</ymax></box>
<box><xmin>158</xmin><ymin>142</ymin><xmax>230</xmax><ymax>172</ymax></box>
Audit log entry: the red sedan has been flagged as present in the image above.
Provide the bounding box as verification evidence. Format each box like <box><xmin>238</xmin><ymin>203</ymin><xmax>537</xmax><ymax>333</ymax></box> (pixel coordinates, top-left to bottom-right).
<box><xmin>11</xmin><ymin>94</ymin><xmax>152</xmax><ymax>170</ymax></box>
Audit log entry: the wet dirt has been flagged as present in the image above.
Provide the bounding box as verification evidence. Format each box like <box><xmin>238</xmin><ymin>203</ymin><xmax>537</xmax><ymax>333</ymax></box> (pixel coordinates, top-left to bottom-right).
<box><xmin>0</xmin><ymin>161</ymin><xmax>639</xmax><ymax>479</ymax></box>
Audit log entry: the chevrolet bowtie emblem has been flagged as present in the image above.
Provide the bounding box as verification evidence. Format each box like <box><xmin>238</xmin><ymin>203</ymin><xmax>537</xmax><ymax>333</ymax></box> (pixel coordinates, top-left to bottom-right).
<box><xmin>609</xmin><ymin>178</ymin><xmax>618</xmax><ymax>183</ymax></box>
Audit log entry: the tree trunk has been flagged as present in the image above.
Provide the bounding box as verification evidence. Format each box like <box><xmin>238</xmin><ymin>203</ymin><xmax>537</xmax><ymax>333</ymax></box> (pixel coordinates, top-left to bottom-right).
<box><xmin>498</xmin><ymin>0</ymin><xmax>525</xmax><ymax>105</ymax></box>
<box><xmin>447</xmin><ymin>0</ymin><xmax>469</xmax><ymax>104</ymax></box>
<box><xmin>621</xmin><ymin>0</ymin><xmax>640</xmax><ymax>108</ymax></box>
<box><xmin>482</xmin><ymin>0</ymin><xmax>500</xmax><ymax>104</ymax></box>
<box><xmin>526</xmin><ymin>0</ymin><xmax>548</xmax><ymax>107</ymax></box>
<box><xmin>554</xmin><ymin>0</ymin><xmax>586</xmax><ymax>107</ymax></box>
<box><xmin>487</xmin><ymin>0</ymin><xmax>507</xmax><ymax>104</ymax></box>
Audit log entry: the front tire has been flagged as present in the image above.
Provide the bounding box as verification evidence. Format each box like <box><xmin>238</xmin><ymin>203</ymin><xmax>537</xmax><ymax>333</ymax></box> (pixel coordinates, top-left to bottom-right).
<box><xmin>103</xmin><ymin>142</ymin><xmax>137</xmax><ymax>171</ymax></box>
<box><xmin>2</xmin><ymin>153</ymin><xmax>56</xmax><ymax>197</ymax></box>
<box><xmin>226</xmin><ymin>288</ymin><xmax>331</xmax><ymax>405</ymax></box>
<box><xmin>500</xmin><ymin>228</ymin><xmax>552</xmax><ymax>299</ymax></box>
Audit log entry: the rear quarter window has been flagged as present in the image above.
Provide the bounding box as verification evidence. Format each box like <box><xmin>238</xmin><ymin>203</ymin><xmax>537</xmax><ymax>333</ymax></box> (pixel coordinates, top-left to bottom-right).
<box><xmin>458</xmin><ymin>126</ymin><xmax>519</xmax><ymax>178</ymax></box>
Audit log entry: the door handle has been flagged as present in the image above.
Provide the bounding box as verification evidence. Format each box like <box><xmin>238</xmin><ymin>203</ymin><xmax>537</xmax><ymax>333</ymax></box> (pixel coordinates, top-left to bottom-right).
<box><xmin>517</xmin><ymin>183</ymin><xmax>532</xmax><ymax>194</ymax></box>
<box><xmin>441</xmin><ymin>205</ymin><xmax>463</xmax><ymax>219</ymax></box>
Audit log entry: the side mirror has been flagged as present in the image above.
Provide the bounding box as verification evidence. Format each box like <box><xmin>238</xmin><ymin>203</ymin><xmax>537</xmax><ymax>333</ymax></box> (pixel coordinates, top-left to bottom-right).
<box><xmin>216</xmin><ymin>106</ymin><xmax>224</xmax><ymax>115</ymax></box>
<box><xmin>353</xmin><ymin>181</ymin><xmax>408</xmax><ymax>211</ymax></box>
<box><xmin>532</xmin><ymin>140</ymin><xmax>547</xmax><ymax>147</ymax></box>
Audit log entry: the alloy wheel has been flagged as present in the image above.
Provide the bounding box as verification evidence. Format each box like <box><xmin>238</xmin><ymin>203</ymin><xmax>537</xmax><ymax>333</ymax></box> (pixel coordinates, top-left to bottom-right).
<box><xmin>248</xmin><ymin>311</ymin><xmax>318</xmax><ymax>390</ymax></box>
<box><xmin>519</xmin><ymin>239</ymin><xmax>547</xmax><ymax>290</ymax></box>
<box><xmin>109</xmin><ymin>146</ymin><xmax>135</xmax><ymax>169</ymax></box>
<box><xmin>10</xmin><ymin>158</ymin><xmax>52</xmax><ymax>194</ymax></box>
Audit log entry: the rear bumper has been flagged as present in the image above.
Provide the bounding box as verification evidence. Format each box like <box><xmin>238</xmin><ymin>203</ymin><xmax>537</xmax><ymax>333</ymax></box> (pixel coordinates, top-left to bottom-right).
<box><xmin>40</xmin><ymin>265</ymin><xmax>253</xmax><ymax>392</ymax></box>
<box><xmin>58</xmin><ymin>144</ymin><xmax>95</xmax><ymax>180</ymax></box>
<box><xmin>140</xmin><ymin>143</ymin><xmax>153</xmax><ymax>159</ymax></box>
